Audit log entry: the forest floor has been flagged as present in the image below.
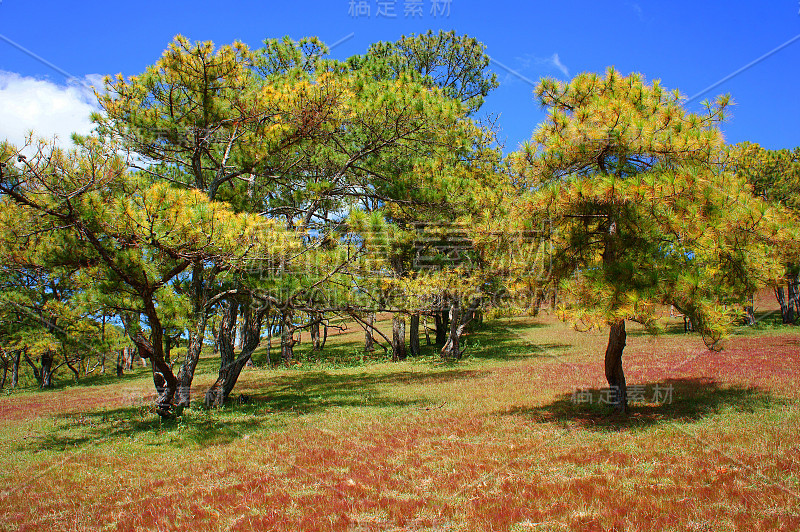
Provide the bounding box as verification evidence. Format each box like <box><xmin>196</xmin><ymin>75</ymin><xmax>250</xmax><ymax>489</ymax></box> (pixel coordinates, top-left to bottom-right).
<box><xmin>1</xmin><ymin>300</ymin><xmax>799</xmax><ymax>531</ymax></box>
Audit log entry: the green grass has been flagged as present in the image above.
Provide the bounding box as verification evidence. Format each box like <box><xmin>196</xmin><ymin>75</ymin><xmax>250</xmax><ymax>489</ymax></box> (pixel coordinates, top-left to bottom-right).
<box><xmin>1</xmin><ymin>313</ymin><xmax>799</xmax><ymax>531</ymax></box>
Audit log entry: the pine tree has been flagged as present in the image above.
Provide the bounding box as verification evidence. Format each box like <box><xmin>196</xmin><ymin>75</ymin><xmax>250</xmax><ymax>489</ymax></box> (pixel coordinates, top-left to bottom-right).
<box><xmin>510</xmin><ymin>69</ymin><xmax>789</xmax><ymax>412</ymax></box>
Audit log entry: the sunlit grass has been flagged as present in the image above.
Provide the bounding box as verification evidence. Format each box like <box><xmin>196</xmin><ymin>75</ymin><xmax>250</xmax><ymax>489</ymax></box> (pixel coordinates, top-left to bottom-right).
<box><xmin>1</xmin><ymin>310</ymin><xmax>799</xmax><ymax>531</ymax></box>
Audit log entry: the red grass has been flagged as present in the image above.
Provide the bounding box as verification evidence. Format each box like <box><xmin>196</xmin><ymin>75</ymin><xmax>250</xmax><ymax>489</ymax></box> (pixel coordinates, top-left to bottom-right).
<box><xmin>2</xmin><ymin>321</ymin><xmax>799</xmax><ymax>531</ymax></box>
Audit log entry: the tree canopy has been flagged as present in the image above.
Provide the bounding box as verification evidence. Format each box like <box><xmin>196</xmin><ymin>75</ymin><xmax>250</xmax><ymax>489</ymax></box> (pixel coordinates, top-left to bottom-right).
<box><xmin>0</xmin><ymin>37</ymin><xmax>797</xmax><ymax>419</ymax></box>
<box><xmin>508</xmin><ymin>68</ymin><xmax>791</xmax><ymax>411</ymax></box>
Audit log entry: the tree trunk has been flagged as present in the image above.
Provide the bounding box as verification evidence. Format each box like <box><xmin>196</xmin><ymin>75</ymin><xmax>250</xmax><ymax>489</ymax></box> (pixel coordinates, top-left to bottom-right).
<box><xmin>604</xmin><ymin>319</ymin><xmax>628</xmax><ymax>414</ymax></box>
<box><xmin>0</xmin><ymin>357</ymin><xmax>7</xmax><ymax>389</ymax></box>
<box><xmin>409</xmin><ymin>313</ymin><xmax>421</xmax><ymax>357</ymax></box>
<box><xmin>281</xmin><ymin>308</ymin><xmax>296</xmax><ymax>364</ymax></box>
<box><xmin>176</xmin><ymin>263</ymin><xmax>211</xmax><ymax>408</ymax></box>
<box><xmin>400</xmin><ymin>318</ymin><xmax>406</xmax><ymax>354</ymax></box>
<box><xmin>11</xmin><ymin>350</ymin><xmax>21</xmax><ymax>388</ymax></box>
<box><xmin>40</xmin><ymin>351</ymin><xmax>54</xmax><ymax>388</ymax></box>
<box><xmin>116</xmin><ymin>349</ymin><xmax>124</xmax><ymax>376</ymax></box>
<box><xmin>205</xmin><ymin>299</ymin><xmax>239</xmax><ymax>407</ymax></box>
<box><xmin>310</xmin><ymin>314</ymin><xmax>323</xmax><ymax>352</ymax></box>
<box><xmin>743</xmin><ymin>294</ymin><xmax>755</xmax><ymax>326</ymax></box>
<box><xmin>24</xmin><ymin>353</ymin><xmax>42</xmax><ymax>387</ymax></box>
<box><xmin>440</xmin><ymin>299</ymin><xmax>481</xmax><ymax>359</ymax></box>
<box><xmin>788</xmin><ymin>273</ymin><xmax>799</xmax><ymax>324</ymax></box>
<box><xmin>434</xmin><ymin>310</ymin><xmax>448</xmax><ymax>346</ymax></box>
<box><xmin>65</xmin><ymin>358</ymin><xmax>80</xmax><ymax>382</ymax></box>
<box><xmin>164</xmin><ymin>335</ymin><xmax>172</xmax><ymax>364</ymax></box>
<box><xmin>264</xmin><ymin>314</ymin><xmax>274</xmax><ymax>367</ymax></box>
<box><xmin>133</xmin><ymin>298</ymin><xmax>181</xmax><ymax>417</ymax></box>
<box><xmin>424</xmin><ymin>316</ymin><xmax>431</xmax><ymax>346</ymax></box>
<box><xmin>441</xmin><ymin>301</ymin><xmax>461</xmax><ymax>359</ymax></box>
<box><xmin>205</xmin><ymin>299</ymin><xmax>267</xmax><ymax>407</ymax></box>
<box><xmin>364</xmin><ymin>313</ymin><xmax>375</xmax><ymax>353</ymax></box>
<box><xmin>776</xmin><ymin>285</ymin><xmax>791</xmax><ymax>324</ymax></box>
<box><xmin>600</xmin><ymin>217</ymin><xmax>627</xmax><ymax>413</ymax></box>
<box><xmin>392</xmin><ymin>314</ymin><xmax>407</xmax><ymax>361</ymax></box>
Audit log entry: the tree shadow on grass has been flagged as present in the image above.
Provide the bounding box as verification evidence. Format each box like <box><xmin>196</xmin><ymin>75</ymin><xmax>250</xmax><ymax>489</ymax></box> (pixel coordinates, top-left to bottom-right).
<box><xmin>504</xmin><ymin>378</ymin><xmax>775</xmax><ymax>432</ymax></box>
<box><xmin>459</xmin><ymin>320</ymin><xmax>570</xmax><ymax>362</ymax></box>
<box><xmin>242</xmin><ymin>368</ymin><xmax>488</xmax><ymax>413</ymax></box>
<box><xmin>26</xmin><ymin>367</ymin><xmax>488</xmax><ymax>450</ymax></box>
<box><xmin>16</xmin><ymin>364</ymin><xmax>152</xmax><ymax>393</ymax></box>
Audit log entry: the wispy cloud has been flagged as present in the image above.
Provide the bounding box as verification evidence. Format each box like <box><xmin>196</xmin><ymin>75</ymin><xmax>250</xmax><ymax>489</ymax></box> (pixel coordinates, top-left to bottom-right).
<box><xmin>549</xmin><ymin>53</ymin><xmax>569</xmax><ymax>77</ymax></box>
<box><xmin>0</xmin><ymin>71</ymin><xmax>103</xmax><ymax>148</ymax></box>
<box><xmin>628</xmin><ymin>2</ymin><xmax>644</xmax><ymax>21</ymax></box>
<box><xmin>495</xmin><ymin>52</ymin><xmax>570</xmax><ymax>87</ymax></box>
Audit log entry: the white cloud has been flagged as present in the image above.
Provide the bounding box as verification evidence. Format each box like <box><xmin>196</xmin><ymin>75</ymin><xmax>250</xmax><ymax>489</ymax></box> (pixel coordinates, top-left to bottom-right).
<box><xmin>498</xmin><ymin>52</ymin><xmax>570</xmax><ymax>87</ymax></box>
<box><xmin>549</xmin><ymin>53</ymin><xmax>569</xmax><ymax>77</ymax></box>
<box><xmin>0</xmin><ymin>71</ymin><xmax>104</xmax><ymax>148</ymax></box>
<box><xmin>628</xmin><ymin>2</ymin><xmax>645</xmax><ymax>20</ymax></box>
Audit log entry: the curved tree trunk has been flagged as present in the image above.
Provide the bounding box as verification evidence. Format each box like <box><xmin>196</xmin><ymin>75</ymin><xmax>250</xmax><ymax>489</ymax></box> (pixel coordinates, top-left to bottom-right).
<box><xmin>205</xmin><ymin>299</ymin><xmax>267</xmax><ymax>407</ymax></box>
<box><xmin>65</xmin><ymin>357</ymin><xmax>80</xmax><ymax>382</ymax></box>
<box><xmin>441</xmin><ymin>299</ymin><xmax>481</xmax><ymax>359</ymax></box>
<box><xmin>133</xmin><ymin>299</ymin><xmax>180</xmax><ymax>417</ymax></box>
<box><xmin>604</xmin><ymin>319</ymin><xmax>628</xmax><ymax>414</ymax></box>
<box><xmin>776</xmin><ymin>285</ymin><xmax>791</xmax><ymax>324</ymax></box>
<box><xmin>441</xmin><ymin>301</ymin><xmax>461</xmax><ymax>359</ymax></box>
<box><xmin>204</xmin><ymin>299</ymin><xmax>239</xmax><ymax>407</ymax></box>
<box><xmin>177</xmin><ymin>263</ymin><xmax>212</xmax><ymax>408</ymax></box>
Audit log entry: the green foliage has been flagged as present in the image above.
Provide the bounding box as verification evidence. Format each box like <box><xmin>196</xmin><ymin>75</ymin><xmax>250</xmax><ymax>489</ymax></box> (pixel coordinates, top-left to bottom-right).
<box><xmin>353</xmin><ymin>29</ymin><xmax>499</xmax><ymax>114</ymax></box>
<box><xmin>510</xmin><ymin>68</ymin><xmax>789</xmax><ymax>346</ymax></box>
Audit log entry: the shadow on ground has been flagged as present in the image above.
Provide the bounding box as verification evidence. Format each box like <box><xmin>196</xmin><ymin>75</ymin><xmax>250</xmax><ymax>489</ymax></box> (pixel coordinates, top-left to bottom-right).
<box><xmin>19</xmin><ymin>318</ymin><xmax>570</xmax><ymax>450</ymax></box>
<box><xmin>503</xmin><ymin>378</ymin><xmax>775</xmax><ymax>431</ymax></box>
<box><xmin>25</xmin><ymin>366</ymin><xmax>488</xmax><ymax>450</ymax></box>
<box><xmin>460</xmin><ymin>319</ymin><xmax>570</xmax><ymax>362</ymax></box>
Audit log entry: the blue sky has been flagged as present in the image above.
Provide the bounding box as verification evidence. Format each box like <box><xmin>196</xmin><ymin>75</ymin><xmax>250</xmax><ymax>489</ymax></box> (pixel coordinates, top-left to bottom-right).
<box><xmin>0</xmin><ymin>0</ymin><xmax>798</xmax><ymax>153</ymax></box>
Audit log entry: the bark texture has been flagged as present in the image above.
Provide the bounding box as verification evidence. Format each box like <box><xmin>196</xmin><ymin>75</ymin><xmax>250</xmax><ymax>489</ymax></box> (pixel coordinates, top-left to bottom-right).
<box><xmin>604</xmin><ymin>319</ymin><xmax>628</xmax><ymax>414</ymax></box>
<box><xmin>364</xmin><ymin>313</ymin><xmax>375</xmax><ymax>353</ymax></box>
<box><xmin>409</xmin><ymin>313</ymin><xmax>421</xmax><ymax>357</ymax></box>
<box><xmin>392</xmin><ymin>314</ymin><xmax>407</xmax><ymax>361</ymax></box>
<box><xmin>205</xmin><ymin>299</ymin><xmax>267</xmax><ymax>407</ymax></box>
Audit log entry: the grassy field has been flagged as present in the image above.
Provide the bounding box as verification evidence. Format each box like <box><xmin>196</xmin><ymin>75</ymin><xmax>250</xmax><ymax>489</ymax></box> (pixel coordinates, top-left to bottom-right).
<box><xmin>1</xmin><ymin>305</ymin><xmax>799</xmax><ymax>531</ymax></box>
